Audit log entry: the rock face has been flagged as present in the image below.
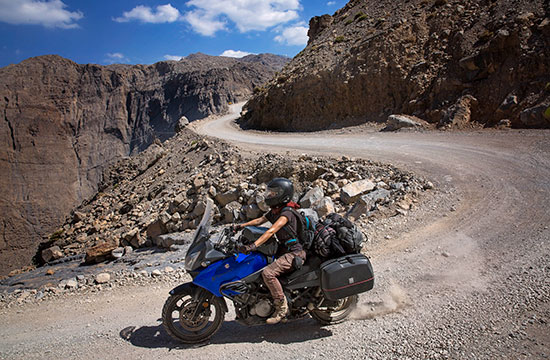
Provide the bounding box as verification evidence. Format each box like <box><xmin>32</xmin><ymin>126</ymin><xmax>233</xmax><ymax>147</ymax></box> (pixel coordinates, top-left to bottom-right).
<box><xmin>240</xmin><ymin>0</ymin><xmax>550</xmax><ymax>131</ymax></box>
<box><xmin>0</xmin><ymin>53</ymin><xmax>288</xmax><ymax>275</ymax></box>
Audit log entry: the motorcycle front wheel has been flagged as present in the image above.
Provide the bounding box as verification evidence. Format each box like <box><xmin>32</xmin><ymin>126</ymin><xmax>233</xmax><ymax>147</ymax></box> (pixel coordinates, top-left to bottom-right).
<box><xmin>310</xmin><ymin>294</ymin><xmax>358</xmax><ymax>325</ymax></box>
<box><xmin>162</xmin><ymin>291</ymin><xmax>225</xmax><ymax>344</ymax></box>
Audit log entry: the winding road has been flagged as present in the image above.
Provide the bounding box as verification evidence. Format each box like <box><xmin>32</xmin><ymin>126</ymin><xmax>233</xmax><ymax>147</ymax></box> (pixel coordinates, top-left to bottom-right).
<box><xmin>1</xmin><ymin>104</ymin><xmax>548</xmax><ymax>359</ymax></box>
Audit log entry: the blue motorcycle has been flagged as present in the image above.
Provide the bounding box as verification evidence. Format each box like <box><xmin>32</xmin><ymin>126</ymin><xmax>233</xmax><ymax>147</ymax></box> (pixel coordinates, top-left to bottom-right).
<box><xmin>162</xmin><ymin>199</ymin><xmax>374</xmax><ymax>343</ymax></box>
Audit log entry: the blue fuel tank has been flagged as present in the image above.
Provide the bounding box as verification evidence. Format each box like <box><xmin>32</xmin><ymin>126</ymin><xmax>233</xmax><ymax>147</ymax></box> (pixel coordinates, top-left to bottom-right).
<box><xmin>193</xmin><ymin>252</ymin><xmax>268</xmax><ymax>297</ymax></box>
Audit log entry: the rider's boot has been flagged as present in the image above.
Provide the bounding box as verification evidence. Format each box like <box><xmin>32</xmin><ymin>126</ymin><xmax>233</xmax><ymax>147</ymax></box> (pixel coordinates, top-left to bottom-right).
<box><xmin>266</xmin><ymin>297</ymin><xmax>288</xmax><ymax>325</ymax></box>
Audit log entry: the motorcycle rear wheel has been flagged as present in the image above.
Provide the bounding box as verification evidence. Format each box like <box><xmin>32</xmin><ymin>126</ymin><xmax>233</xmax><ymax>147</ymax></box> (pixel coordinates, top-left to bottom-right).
<box><xmin>310</xmin><ymin>294</ymin><xmax>357</xmax><ymax>325</ymax></box>
<box><xmin>162</xmin><ymin>291</ymin><xmax>225</xmax><ymax>343</ymax></box>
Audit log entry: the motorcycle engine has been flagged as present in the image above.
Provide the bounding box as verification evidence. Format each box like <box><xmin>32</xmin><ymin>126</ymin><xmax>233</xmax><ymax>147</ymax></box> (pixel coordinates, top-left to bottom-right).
<box><xmin>249</xmin><ymin>298</ymin><xmax>273</xmax><ymax>318</ymax></box>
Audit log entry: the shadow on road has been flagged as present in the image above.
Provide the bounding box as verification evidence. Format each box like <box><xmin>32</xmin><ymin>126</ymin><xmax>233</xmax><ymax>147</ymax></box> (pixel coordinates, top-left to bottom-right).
<box><xmin>120</xmin><ymin>318</ymin><xmax>332</xmax><ymax>349</ymax></box>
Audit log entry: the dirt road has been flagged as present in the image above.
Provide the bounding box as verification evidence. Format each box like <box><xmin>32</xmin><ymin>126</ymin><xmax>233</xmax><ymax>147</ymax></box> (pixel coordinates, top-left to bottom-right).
<box><xmin>1</xmin><ymin>105</ymin><xmax>549</xmax><ymax>359</ymax></box>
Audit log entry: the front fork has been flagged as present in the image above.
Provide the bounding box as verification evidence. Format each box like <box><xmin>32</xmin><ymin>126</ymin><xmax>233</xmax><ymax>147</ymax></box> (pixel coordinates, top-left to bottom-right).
<box><xmin>169</xmin><ymin>282</ymin><xmax>229</xmax><ymax>314</ymax></box>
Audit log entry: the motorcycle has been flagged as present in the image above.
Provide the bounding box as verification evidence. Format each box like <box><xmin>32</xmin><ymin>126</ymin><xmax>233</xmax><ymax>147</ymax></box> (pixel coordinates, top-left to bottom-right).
<box><xmin>162</xmin><ymin>198</ymin><xmax>374</xmax><ymax>343</ymax></box>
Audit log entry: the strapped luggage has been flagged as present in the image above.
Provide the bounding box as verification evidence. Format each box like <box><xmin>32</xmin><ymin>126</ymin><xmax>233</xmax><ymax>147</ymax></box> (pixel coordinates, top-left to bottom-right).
<box><xmin>312</xmin><ymin>213</ymin><xmax>366</xmax><ymax>258</ymax></box>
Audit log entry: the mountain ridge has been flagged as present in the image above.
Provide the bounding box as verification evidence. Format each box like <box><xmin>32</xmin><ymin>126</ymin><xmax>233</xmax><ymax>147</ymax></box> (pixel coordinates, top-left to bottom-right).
<box><xmin>0</xmin><ymin>53</ymin><xmax>287</xmax><ymax>275</ymax></box>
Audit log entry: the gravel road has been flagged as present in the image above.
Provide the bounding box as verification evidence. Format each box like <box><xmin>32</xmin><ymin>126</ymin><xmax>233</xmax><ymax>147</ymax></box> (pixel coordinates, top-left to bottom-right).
<box><xmin>1</xmin><ymin>105</ymin><xmax>548</xmax><ymax>359</ymax></box>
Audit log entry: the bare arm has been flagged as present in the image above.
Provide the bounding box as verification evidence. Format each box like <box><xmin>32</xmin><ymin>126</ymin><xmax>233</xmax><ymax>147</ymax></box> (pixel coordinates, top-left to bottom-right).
<box><xmin>239</xmin><ymin>216</ymin><xmax>268</xmax><ymax>228</ymax></box>
<box><xmin>252</xmin><ymin>216</ymin><xmax>288</xmax><ymax>248</ymax></box>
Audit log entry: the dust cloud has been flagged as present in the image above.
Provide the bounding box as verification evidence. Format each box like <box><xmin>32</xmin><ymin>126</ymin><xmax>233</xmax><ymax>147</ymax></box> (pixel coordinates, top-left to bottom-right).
<box><xmin>350</xmin><ymin>281</ymin><xmax>409</xmax><ymax>320</ymax></box>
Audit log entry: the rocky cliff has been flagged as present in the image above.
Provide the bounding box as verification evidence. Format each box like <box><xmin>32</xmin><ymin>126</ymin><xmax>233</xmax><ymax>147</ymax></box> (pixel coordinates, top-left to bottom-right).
<box><xmin>0</xmin><ymin>53</ymin><xmax>287</xmax><ymax>275</ymax></box>
<box><xmin>240</xmin><ymin>0</ymin><xmax>550</xmax><ymax>131</ymax></box>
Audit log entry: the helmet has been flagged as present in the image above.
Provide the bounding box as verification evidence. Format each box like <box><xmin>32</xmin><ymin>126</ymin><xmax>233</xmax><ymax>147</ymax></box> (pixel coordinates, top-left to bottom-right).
<box><xmin>265</xmin><ymin>177</ymin><xmax>294</xmax><ymax>207</ymax></box>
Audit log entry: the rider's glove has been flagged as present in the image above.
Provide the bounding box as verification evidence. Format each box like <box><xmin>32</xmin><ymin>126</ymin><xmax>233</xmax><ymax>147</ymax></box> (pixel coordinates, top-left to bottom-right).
<box><xmin>230</xmin><ymin>224</ymin><xmax>242</xmax><ymax>233</ymax></box>
<box><xmin>238</xmin><ymin>243</ymin><xmax>257</xmax><ymax>254</ymax></box>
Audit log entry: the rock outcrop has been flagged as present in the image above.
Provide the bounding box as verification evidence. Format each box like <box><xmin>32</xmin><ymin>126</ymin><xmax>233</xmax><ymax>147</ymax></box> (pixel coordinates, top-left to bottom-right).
<box><xmin>240</xmin><ymin>0</ymin><xmax>550</xmax><ymax>131</ymax></box>
<box><xmin>0</xmin><ymin>53</ymin><xmax>287</xmax><ymax>275</ymax></box>
<box><xmin>37</xmin><ymin>129</ymin><xmax>429</xmax><ymax>265</ymax></box>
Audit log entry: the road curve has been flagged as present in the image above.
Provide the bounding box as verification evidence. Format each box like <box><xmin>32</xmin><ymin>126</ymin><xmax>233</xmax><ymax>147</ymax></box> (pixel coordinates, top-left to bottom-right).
<box><xmin>1</xmin><ymin>105</ymin><xmax>548</xmax><ymax>360</ymax></box>
<box><xmin>193</xmin><ymin>103</ymin><xmax>550</xmax><ymax>358</ymax></box>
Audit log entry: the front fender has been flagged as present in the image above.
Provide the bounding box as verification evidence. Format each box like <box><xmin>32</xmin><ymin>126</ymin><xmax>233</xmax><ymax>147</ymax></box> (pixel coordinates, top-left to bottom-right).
<box><xmin>169</xmin><ymin>282</ymin><xmax>228</xmax><ymax>313</ymax></box>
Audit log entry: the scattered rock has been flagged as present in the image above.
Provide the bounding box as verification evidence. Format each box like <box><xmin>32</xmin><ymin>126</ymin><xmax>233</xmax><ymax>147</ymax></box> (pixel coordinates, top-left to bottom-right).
<box><xmin>223</xmin><ymin>201</ymin><xmax>243</xmax><ymax>223</ymax></box>
<box><xmin>340</xmin><ymin>180</ymin><xmax>376</xmax><ymax>204</ymax></box>
<box><xmin>348</xmin><ymin>188</ymin><xmax>391</xmax><ymax>219</ymax></box>
<box><xmin>41</xmin><ymin>246</ymin><xmax>63</xmax><ymax>263</ymax></box>
<box><xmin>95</xmin><ymin>273</ymin><xmax>111</xmax><ymax>284</ymax></box>
<box><xmin>65</xmin><ymin>279</ymin><xmax>78</xmax><ymax>289</ymax></box>
<box><xmin>519</xmin><ymin>103</ymin><xmax>550</xmax><ymax>128</ymax></box>
<box><xmin>111</xmin><ymin>247</ymin><xmax>125</xmax><ymax>259</ymax></box>
<box><xmin>151</xmin><ymin>269</ymin><xmax>162</xmax><ymax>277</ymax></box>
<box><xmin>300</xmin><ymin>186</ymin><xmax>325</xmax><ymax>208</ymax></box>
<box><xmin>215</xmin><ymin>189</ymin><xmax>239</xmax><ymax>207</ymax></box>
<box><xmin>154</xmin><ymin>232</ymin><xmax>189</xmax><ymax>248</ymax></box>
<box><xmin>84</xmin><ymin>242</ymin><xmax>118</xmax><ymax>265</ymax></box>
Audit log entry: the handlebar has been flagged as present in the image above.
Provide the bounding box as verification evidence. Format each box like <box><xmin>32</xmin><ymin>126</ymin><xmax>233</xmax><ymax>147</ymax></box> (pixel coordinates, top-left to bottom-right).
<box><xmin>213</xmin><ymin>227</ymin><xmax>243</xmax><ymax>255</ymax></box>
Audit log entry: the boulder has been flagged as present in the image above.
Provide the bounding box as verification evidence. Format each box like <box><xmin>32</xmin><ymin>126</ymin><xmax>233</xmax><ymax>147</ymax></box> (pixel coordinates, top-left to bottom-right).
<box><xmin>384</xmin><ymin>115</ymin><xmax>421</xmax><ymax>131</ymax></box>
<box><xmin>189</xmin><ymin>199</ymin><xmax>207</xmax><ymax>219</ymax></box>
<box><xmin>41</xmin><ymin>246</ymin><xmax>63</xmax><ymax>263</ymax></box>
<box><xmin>84</xmin><ymin>242</ymin><xmax>118</xmax><ymax>264</ymax></box>
<box><xmin>313</xmin><ymin>197</ymin><xmax>335</xmax><ymax>218</ymax></box>
<box><xmin>146</xmin><ymin>220</ymin><xmax>166</xmax><ymax>241</ymax></box>
<box><xmin>215</xmin><ymin>189</ymin><xmax>239</xmax><ymax>207</ymax></box>
<box><xmin>519</xmin><ymin>103</ymin><xmax>550</xmax><ymax>128</ymax></box>
<box><xmin>299</xmin><ymin>186</ymin><xmax>324</xmax><ymax>208</ymax></box>
<box><xmin>348</xmin><ymin>188</ymin><xmax>391</xmax><ymax>219</ymax></box>
<box><xmin>340</xmin><ymin>180</ymin><xmax>375</xmax><ymax>204</ymax></box>
<box><xmin>222</xmin><ymin>201</ymin><xmax>242</xmax><ymax>223</ymax></box>
<box><xmin>175</xmin><ymin>116</ymin><xmax>189</xmax><ymax>132</ymax></box>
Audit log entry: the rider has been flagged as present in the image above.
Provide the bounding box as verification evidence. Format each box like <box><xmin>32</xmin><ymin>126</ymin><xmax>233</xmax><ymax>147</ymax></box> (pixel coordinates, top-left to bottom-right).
<box><xmin>235</xmin><ymin>177</ymin><xmax>306</xmax><ymax>325</ymax></box>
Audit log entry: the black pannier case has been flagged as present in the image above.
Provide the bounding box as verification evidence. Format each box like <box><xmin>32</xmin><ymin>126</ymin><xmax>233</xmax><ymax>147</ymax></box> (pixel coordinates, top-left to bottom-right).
<box><xmin>320</xmin><ymin>254</ymin><xmax>374</xmax><ymax>300</ymax></box>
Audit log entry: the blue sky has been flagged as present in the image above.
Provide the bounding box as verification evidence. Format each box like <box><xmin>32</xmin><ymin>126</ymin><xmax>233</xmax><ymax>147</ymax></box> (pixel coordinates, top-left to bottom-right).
<box><xmin>0</xmin><ymin>0</ymin><xmax>346</xmax><ymax>67</ymax></box>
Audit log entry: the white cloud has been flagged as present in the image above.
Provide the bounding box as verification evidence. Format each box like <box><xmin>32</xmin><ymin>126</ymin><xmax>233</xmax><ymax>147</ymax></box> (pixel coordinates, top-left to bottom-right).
<box><xmin>274</xmin><ymin>23</ymin><xmax>308</xmax><ymax>46</ymax></box>
<box><xmin>0</xmin><ymin>0</ymin><xmax>83</xmax><ymax>28</ymax></box>
<box><xmin>114</xmin><ymin>4</ymin><xmax>181</xmax><ymax>23</ymax></box>
<box><xmin>184</xmin><ymin>9</ymin><xmax>226</xmax><ymax>36</ymax></box>
<box><xmin>105</xmin><ymin>52</ymin><xmax>129</xmax><ymax>64</ymax></box>
<box><xmin>327</xmin><ymin>1</ymin><xmax>336</xmax><ymax>5</ymax></box>
<box><xmin>164</xmin><ymin>54</ymin><xmax>184</xmax><ymax>61</ymax></box>
<box><xmin>220</xmin><ymin>50</ymin><xmax>253</xmax><ymax>58</ymax></box>
<box><xmin>184</xmin><ymin>0</ymin><xmax>300</xmax><ymax>36</ymax></box>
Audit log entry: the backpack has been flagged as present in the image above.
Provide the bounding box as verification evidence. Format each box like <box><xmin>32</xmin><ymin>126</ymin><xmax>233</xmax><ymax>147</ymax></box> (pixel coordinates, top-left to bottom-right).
<box><xmin>281</xmin><ymin>207</ymin><xmax>317</xmax><ymax>250</ymax></box>
<box><xmin>313</xmin><ymin>213</ymin><xmax>365</xmax><ymax>258</ymax></box>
